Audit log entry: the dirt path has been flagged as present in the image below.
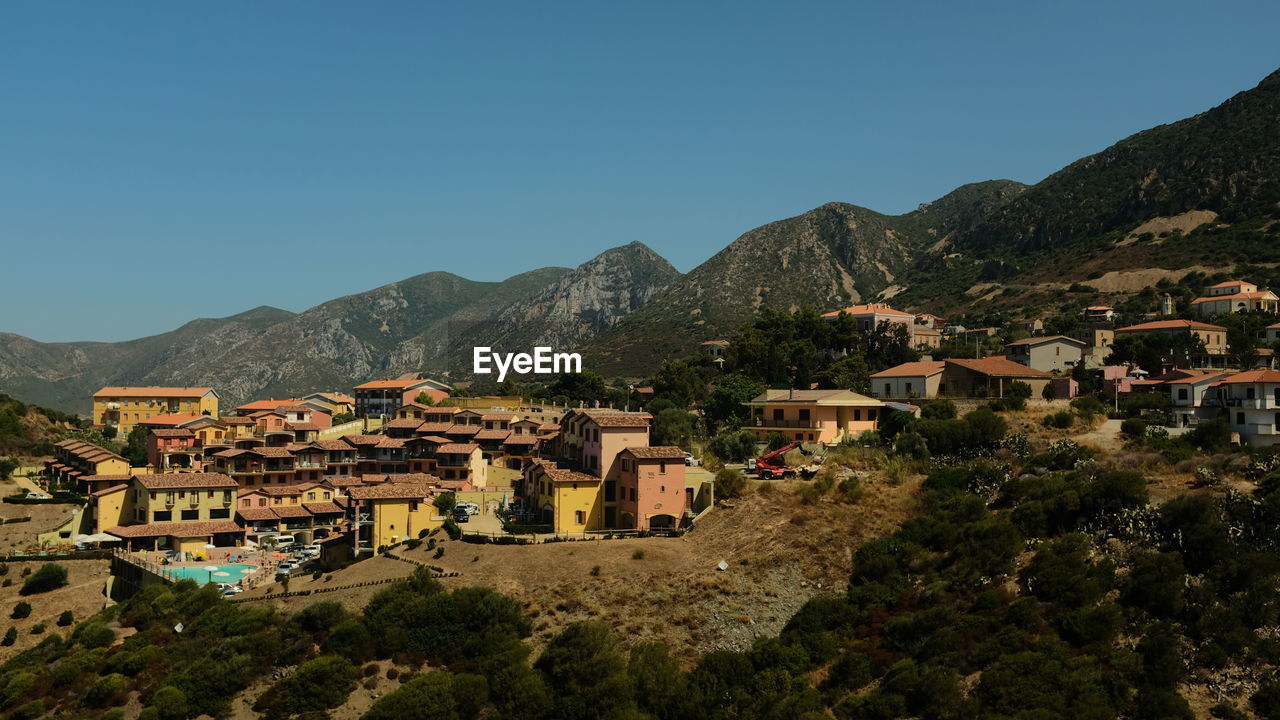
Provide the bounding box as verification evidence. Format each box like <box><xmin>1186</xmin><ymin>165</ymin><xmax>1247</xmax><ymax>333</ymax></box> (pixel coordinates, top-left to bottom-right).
<box><xmin>1074</xmin><ymin>418</ymin><xmax>1125</xmax><ymax>452</ymax></box>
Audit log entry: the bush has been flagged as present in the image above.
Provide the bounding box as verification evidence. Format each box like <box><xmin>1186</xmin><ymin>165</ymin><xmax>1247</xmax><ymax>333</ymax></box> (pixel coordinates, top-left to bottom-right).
<box><xmin>9</xmin><ymin>700</ymin><xmax>43</xmax><ymax>720</ymax></box>
<box><xmin>920</xmin><ymin>399</ymin><xmax>957</xmax><ymax>420</ymax></box>
<box><xmin>443</xmin><ymin>518</ymin><xmax>462</xmax><ymax>541</ymax></box>
<box><xmin>150</xmin><ymin>686</ymin><xmax>189</xmax><ymax>720</ymax></box>
<box><xmin>715</xmin><ymin>468</ymin><xmax>747</xmax><ymax>499</ymax></box>
<box><xmin>56</xmin><ymin>610</ymin><xmax>73</xmax><ymax>627</ymax></box>
<box><xmin>30</xmin><ymin>623</ymin><xmax>44</xmax><ymax>634</ymax></box>
<box><xmin>708</xmin><ymin>428</ymin><xmax>758</xmax><ymax>463</ymax></box>
<box><xmin>11</xmin><ymin>602</ymin><xmax>31</xmax><ymax>619</ymax></box>
<box><xmin>256</xmin><ymin>656</ymin><xmax>358</xmax><ymax>716</ymax></box>
<box><xmin>85</xmin><ymin>673</ymin><xmax>127</xmax><ymax>707</ymax></box>
<box><xmin>632</xmin><ymin>549</ymin><xmax>645</xmax><ymax>560</ymax></box>
<box><xmin>1042</xmin><ymin>411</ymin><xmax>1074</xmax><ymax>429</ymax></box>
<box><xmin>1</xmin><ymin>627</ymin><xmax>15</xmax><ymax>645</ymax></box>
<box><xmin>20</xmin><ymin>563</ymin><xmax>68</xmax><ymax>595</ymax></box>
<box><xmin>1121</xmin><ymin>417</ymin><xmax>1148</xmax><ymax>437</ymax></box>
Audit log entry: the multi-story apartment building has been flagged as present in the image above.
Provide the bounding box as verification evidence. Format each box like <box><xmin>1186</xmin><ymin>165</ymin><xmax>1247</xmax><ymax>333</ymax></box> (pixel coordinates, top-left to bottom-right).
<box><xmin>352</xmin><ymin>378</ymin><xmax>450</xmax><ymax>418</ymax></box>
<box><xmin>617</xmin><ymin>446</ymin><xmax>686</xmax><ymax>531</ymax></box>
<box><xmin>1004</xmin><ymin>335</ymin><xmax>1087</xmax><ymax>372</ymax></box>
<box><xmin>1213</xmin><ymin>370</ymin><xmax>1280</xmax><ymax>447</ymax></box>
<box><xmin>1114</xmin><ymin>319</ymin><xmax>1229</xmax><ymax>355</ymax></box>
<box><xmin>48</xmin><ymin>438</ymin><xmax>130</xmax><ymax>491</ymax></box>
<box><xmin>101</xmin><ymin>473</ymin><xmax>243</xmax><ymax>552</ymax></box>
<box><xmin>92</xmin><ymin>386</ymin><xmax>219</xmax><ymax>435</ymax></box>
<box><xmin>822</xmin><ymin>303</ymin><xmax>939</xmax><ymax>349</ymax></box>
<box><xmin>345</xmin><ymin>482</ymin><xmax>443</xmax><ymax>553</ymax></box>
<box><xmin>744</xmin><ymin>389</ymin><xmax>884</xmax><ymax>443</ymax></box>
<box><xmin>1191</xmin><ymin>280</ymin><xmax>1280</xmax><ymax>316</ymax></box>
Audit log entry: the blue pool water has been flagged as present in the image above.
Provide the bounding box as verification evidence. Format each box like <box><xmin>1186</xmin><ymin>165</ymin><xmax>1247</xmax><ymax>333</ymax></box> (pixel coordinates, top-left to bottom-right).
<box><xmin>164</xmin><ymin>564</ymin><xmax>256</xmax><ymax>584</ymax></box>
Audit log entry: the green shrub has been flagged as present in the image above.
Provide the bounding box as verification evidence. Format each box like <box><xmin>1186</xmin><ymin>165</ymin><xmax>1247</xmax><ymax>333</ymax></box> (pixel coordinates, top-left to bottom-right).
<box><xmin>85</xmin><ymin>673</ymin><xmax>127</xmax><ymax>707</ymax></box>
<box><xmin>20</xmin><ymin>563</ymin><xmax>68</xmax><ymax>595</ymax></box>
<box><xmin>443</xmin><ymin>519</ymin><xmax>462</xmax><ymax>541</ymax></box>
<box><xmin>1043</xmin><ymin>411</ymin><xmax>1074</xmax><ymax>429</ymax></box>
<box><xmin>150</xmin><ymin>686</ymin><xmax>188</xmax><ymax>720</ymax></box>
<box><xmin>1</xmin><ymin>627</ymin><xmax>15</xmax><ymax>645</ymax></box>
<box><xmin>715</xmin><ymin>468</ymin><xmax>747</xmax><ymax>498</ymax></box>
<box><xmin>1120</xmin><ymin>417</ymin><xmax>1148</xmax><ymax>436</ymax></box>
<box><xmin>56</xmin><ymin>610</ymin><xmax>73</xmax><ymax>627</ymax></box>
<box><xmin>10</xmin><ymin>602</ymin><xmax>31</xmax><ymax>619</ymax></box>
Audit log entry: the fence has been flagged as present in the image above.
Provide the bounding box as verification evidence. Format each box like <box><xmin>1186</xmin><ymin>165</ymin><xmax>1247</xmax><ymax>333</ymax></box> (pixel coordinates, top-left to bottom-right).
<box><xmin>228</xmin><ymin>565</ymin><xmax>461</xmax><ymax>604</ymax></box>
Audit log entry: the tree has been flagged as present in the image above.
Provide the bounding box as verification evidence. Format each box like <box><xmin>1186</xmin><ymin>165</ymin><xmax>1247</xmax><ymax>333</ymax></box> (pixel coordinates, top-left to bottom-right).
<box><xmin>364</xmin><ymin>673</ymin><xmax>460</xmax><ymax>720</ymax></box>
<box><xmin>331</xmin><ymin>412</ymin><xmax>356</xmax><ymax>425</ymax></box>
<box><xmin>651</xmin><ymin>359</ymin><xmax>708</xmax><ymax>408</ymax></box>
<box><xmin>255</xmin><ymin>656</ymin><xmax>357</xmax><ymax>717</ymax></box>
<box><xmin>56</xmin><ymin>610</ymin><xmax>73</xmax><ymax>627</ymax></box>
<box><xmin>123</xmin><ymin>426</ymin><xmax>148</xmax><ymax>467</ymax></box>
<box><xmin>548</xmin><ymin>371</ymin><xmax>608</xmax><ymax>405</ymax></box>
<box><xmin>920</xmin><ymin>399</ymin><xmax>956</xmax><ymax>420</ymax></box>
<box><xmin>704</xmin><ymin>374</ymin><xmax>764</xmax><ymax>431</ymax></box>
<box><xmin>715</xmin><ymin>468</ymin><xmax>748</xmax><ymax>499</ymax></box>
<box><xmin>1042</xmin><ymin>382</ymin><xmax>1058</xmax><ymax>401</ymax></box>
<box><xmin>433</xmin><ymin>492</ymin><xmax>457</xmax><ymax>515</ymax></box>
<box><xmin>535</xmin><ymin>621</ymin><xmax>636</xmax><ymax>720</ymax></box>
<box><xmin>652</xmin><ymin>408</ymin><xmax>698</xmax><ymax>447</ymax></box>
<box><xmin>11</xmin><ymin>602</ymin><xmax>31</xmax><ymax>619</ymax></box>
<box><xmin>0</xmin><ymin>458</ymin><xmax>18</xmax><ymax>480</ymax></box>
<box><xmin>20</xmin><ymin>563</ymin><xmax>68</xmax><ymax>595</ymax></box>
<box><xmin>414</xmin><ymin>391</ymin><xmax>437</xmax><ymax>406</ymax></box>
<box><xmin>708</xmin><ymin>428</ymin><xmax>758</xmax><ymax>463</ymax></box>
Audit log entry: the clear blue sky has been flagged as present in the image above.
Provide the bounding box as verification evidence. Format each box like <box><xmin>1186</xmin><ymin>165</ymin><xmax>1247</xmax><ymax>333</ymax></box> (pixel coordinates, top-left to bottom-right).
<box><xmin>2</xmin><ymin>1</ymin><xmax>1277</xmax><ymax>342</ymax></box>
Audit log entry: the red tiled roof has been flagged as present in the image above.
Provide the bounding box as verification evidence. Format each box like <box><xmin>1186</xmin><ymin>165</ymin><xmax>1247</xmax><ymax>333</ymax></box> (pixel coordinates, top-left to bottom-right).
<box><xmin>945</xmin><ymin>357</ymin><xmax>1051</xmax><ymax>378</ymax></box>
<box><xmin>821</xmin><ymin>303</ymin><xmax>914</xmax><ymax>319</ymax></box>
<box><xmin>1217</xmin><ymin>370</ymin><xmax>1280</xmax><ymax>384</ymax></box>
<box><xmin>582</xmin><ymin>411</ymin><xmax>652</xmax><ymax>427</ymax></box>
<box><xmin>287</xmin><ymin>422</ymin><xmax>322</xmax><ymax>431</ymax></box>
<box><xmin>345</xmin><ymin>435</ymin><xmax>384</xmax><ymax>445</ymax></box>
<box><xmin>480</xmin><ymin>412</ymin><xmax>518</xmax><ymax>421</ymax></box>
<box><xmin>82</xmin><ymin>474</ymin><xmax>132</xmax><ymax>483</ymax></box>
<box><xmin>237</xmin><ymin>507</ymin><xmax>279</xmax><ymax>521</ymax></box>
<box><xmin>91</xmin><ymin>483</ymin><xmax>130</xmax><ymax>497</ymax></box>
<box><xmin>1191</xmin><ymin>291</ymin><xmax>1276</xmax><ymax>303</ymax></box>
<box><xmin>134</xmin><ymin>473</ymin><xmax>237</xmax><ymax>489</ymax></box>
<box><xmin>383</xmin><ymin>418</ymin><xmax>426</xmax><ymax>429</ymax></box>
<box><xmin>346</xmin><ymin>483</ymin><xmax>437</xmax><ymax>500</ymax></box>
<box><xmin>150</xmin><ymin>428</ymin><xmax>196</xmax><ymax>438</ymax></box>
<box><xmin>271</xmin><ymin>505</ymin><xmax>311</xmax><ymax>518</ymax></box>
<box><xmin>436</xmin><ymin>443</ymin><xmax>479</xmax><ymax>454</ymax></box>
<box><xmin>415</xmin><ymin>422</ymin><xmax>454</xmax><ymax>434</ymax></box>
<box><xmin>303</xmin><ymin>502</ymin><xmax>344</xmax><ymax>514</ymax></box>
<box><xmin>94</xmin><ymin>386</ymin><xmax>214</xmax><ymax>398</ymax></box>
<box><xmin>236</xmin><ymin>399</ymin><xmax>303</xmax><ymax>412</ymax></box>
<box><xmin>314</xmin><ymin>439</ymin><xmax>355</xmax><ymax>451</ymax></box>
<box><xmin>871</xmin><ymin>361</ymin><xmax>946</xmax><ymax>378</ymax></box>
<box><xmin>623</xmin><ymin>446</ymin><xmax>685</xmax><ymax>459</ymax></box>
<box><xmin>474</xmin><ymin>429</ymin><xmax>511</xmax><ymax>441</ymax></box>
<box><xmin>105</xmin><ymin>521</ymin><xmax>244</xmax><ymax>538</ymax></box>
<box><xmin>1116</xmin><ymin>319</ymin><xmax>1227</xmax><ymax>332</ymax></box>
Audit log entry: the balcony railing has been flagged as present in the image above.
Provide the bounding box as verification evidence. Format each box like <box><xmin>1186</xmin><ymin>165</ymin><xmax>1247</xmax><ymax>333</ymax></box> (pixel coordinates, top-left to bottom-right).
<box><xmin>750</xmin><ymin>417</ymin><xmax>819</xmax><ymax>429</ymax></box>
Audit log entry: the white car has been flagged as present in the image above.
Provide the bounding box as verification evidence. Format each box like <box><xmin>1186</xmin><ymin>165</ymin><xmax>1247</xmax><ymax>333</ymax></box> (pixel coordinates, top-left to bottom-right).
<box><xmin>458</xmin><ymin>502</ymin><xmax>481</xmax><ymax>516</ymax></box>
<box><xmin>683</xmin><ymin>453</ymin><xmax>700</xmax><ymax>467</ymax></box>
<box><xmin>300</xmin><ymin>544</ymin><xmax>322</xmax><ymax>557</ymax></box>
<box><xmin>25</xmin><ymin>492</ymin><xmax>51</xmax><ymax>500</ymax></box>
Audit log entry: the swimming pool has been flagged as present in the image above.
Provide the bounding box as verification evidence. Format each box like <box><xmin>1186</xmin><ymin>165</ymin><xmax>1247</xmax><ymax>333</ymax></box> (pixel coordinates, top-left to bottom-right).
<box><xmin>163</xmin><ymin>564</ymin><xmax>257</xmax><ymax>584</ymax></box>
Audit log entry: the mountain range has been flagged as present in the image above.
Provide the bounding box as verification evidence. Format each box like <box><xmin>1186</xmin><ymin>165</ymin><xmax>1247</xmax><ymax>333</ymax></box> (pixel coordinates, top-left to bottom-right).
<box><xmin>3</xmin><ymin>68</ymin><xmax>1278</xmax><ymax>414</ymax></box>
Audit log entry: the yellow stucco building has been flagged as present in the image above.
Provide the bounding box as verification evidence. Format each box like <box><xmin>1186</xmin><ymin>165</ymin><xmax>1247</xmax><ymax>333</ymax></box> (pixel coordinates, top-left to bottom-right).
<box><xmin>102</xmin><ymin>472</ymin><xmax>244</xmax><ymax>553</ymax></box>
<box><xmin>93</xmin><ymin>386</ymin><xmax>220</xmax><ymax>435</ymax></box>
<box><xmin>523</xmin><ymin>460</ymin><xmax>603</xmax><ymax>533</ymax></box>
<box><xmin>346</xmin><ymin>483</ymin><xmax>444</xmax><ymax>553</ymax></box>
<box><xmin>744</xmin><ymin>389</ymin><xmax>885</xmax><ymax>444</ymax></box>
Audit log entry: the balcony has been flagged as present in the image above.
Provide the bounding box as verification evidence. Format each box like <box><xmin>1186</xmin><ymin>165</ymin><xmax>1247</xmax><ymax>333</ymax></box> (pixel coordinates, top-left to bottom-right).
<box><xmin>750</xmin><ymin>417</ymin><xmax>819</xmax><ymax>429</ymax></box>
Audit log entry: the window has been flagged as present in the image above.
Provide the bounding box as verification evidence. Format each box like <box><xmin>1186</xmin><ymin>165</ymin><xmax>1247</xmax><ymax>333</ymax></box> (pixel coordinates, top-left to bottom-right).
<box><xmin>258</xmin><ymin>499</ymin><xmax>266</xmax><ymax>507</ymax></box>
<box><xmin>772</xmin><ymin>409</ymin><xmax>784</xmax><ymax>421</ymax></box>
<box><xmin>575</xmin><ymin>510</ymin><xmax>585</xmax><ymax>524</ymax></box>
<box><xmin>1237</xmin><ymin>412</ymin><xmax>1245</xmax><ymax>425</ymax></box>
<box><xmin>884</xmin><ymin>383</ymin><xmax>892</xmax><ymax>396</ymax></box>
<box><xmin>853</xmin><ymin>409</ymin><xmax>861</xmax><ymax>421</ymax></box>
<box><xmin>1178</xmin><ymin>388</ymin><xmax>1188</xmax><ymax>401</ymax></box>
<box><xmin>207</xmin><ymin>490</ymin><xmax>214</xmax><ymax>498</ymax></box>
<box><xmin>153</xmin><ymin>511</ymin><xmax>172</xmax><ymax>522</ymax></box>
<box><xmin>798</xmin><ymin>409</ymin><xmax>810</xmax><ymax>421</ymax></box>
<box><xmin>659</xmin><ymin>462</ymin><xmax>666</xmax><ymax>474</ymax></box>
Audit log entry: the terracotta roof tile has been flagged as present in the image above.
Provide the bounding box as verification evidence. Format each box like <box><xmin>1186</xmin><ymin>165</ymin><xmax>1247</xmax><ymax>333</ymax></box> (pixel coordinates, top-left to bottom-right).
<box><xmin>94</xmin><ymin>386</ymin><xmax>214</xmax><ymax>398</ymax></box>
<box><xmin>623</xmin><ymin>446</ymin><xmax>686</xmax><ymax>459</ymax></box>
<box><xmin>871</xmin><ymin>361</ymin><xmax>947</xmax><ymax>378</ymax></box>
<box><xmin>945</xmin><ymin>357</ymin><xmax>1052</xmax><ymax>378</ymax></box>
<box><xmin>346</xmin><ymin>483</ymin><xmax>437</xmax><ymax>500</ymax></box>
<box><xmin>436</xmin><ymin>443</ymin><xmax>479</xmax><ymax>454</ymax></box>
<box><xmin>105</xmin><ymin>521</ymin><xmax>244</xmax><ymax>538</ymax></box>
<box><xmin>135</xmin><ymin>473</ymin><xmax>238</xmax><ymax>489</ymax></box>
<box><xmin>1116</xmin><ymin>319</ymin><xmax>1227</xmax><ymax>332</ymax></box>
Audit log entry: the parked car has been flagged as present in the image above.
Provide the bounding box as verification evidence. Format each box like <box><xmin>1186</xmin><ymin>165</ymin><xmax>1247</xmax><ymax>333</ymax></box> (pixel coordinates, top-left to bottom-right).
<box><xmin>458</xmin><ymin>502</ymin><xmax>480</xmax><ymax>516</ymax></box>
<box><xmin>452</xmin><ymin>508</ymin><xmax>470</xmax><ymax>523</ymax></box>
<box><xmin>301</xmin><ymin>544</ymin><xmax>323</xmax><ymax>556</ymax></box>
<box><xmin>24</xmin><ymin>492</ymin><xmax>51</xmax><ymax>500</ymax></box>
<box><xmin>683</xmin><ymin>452</ymin><xmax>700</xmax><ymax>467</ymax></box>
